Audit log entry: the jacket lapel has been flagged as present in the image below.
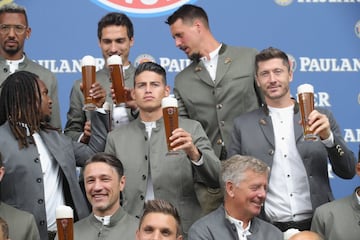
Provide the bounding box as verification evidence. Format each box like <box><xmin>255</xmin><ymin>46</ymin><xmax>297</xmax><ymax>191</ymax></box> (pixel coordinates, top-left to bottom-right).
<box><xmin>258</xmin><ymin>114</ymin><xmax>275</xmax><ymax>149</ymax></box>
<box><xmin>194</xmin><ymin>61</ymin><xmax>214</xmax><ymax>87</ymax></box>
<box><xmin>215</xmin><ymin>45</ymin><xmax>232</xmax><ymax>86</ymax></box>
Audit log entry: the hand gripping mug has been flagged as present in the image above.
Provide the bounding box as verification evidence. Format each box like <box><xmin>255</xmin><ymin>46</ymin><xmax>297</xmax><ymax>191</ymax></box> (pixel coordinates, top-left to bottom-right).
<box><xmin>161</xmin><ymin>96</ymin><xmax>179</xmax><ymax>153</ymax></box>
<box><xmin>107</xmin><ymin>55</ymin><xmax>128</xmax><ymax>106</ymax></box>
<box><xmin>81</xmin><ymin>55</ymin><xmax>97</xmax><ymax>111</ymax></box>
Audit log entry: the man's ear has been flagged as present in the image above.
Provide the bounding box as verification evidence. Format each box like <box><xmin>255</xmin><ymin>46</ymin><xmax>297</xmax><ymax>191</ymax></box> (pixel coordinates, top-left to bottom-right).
<box><xmin>0</xmin><ymin>167</ymin><xmax>5</xmax><ymax>181</ymax></box>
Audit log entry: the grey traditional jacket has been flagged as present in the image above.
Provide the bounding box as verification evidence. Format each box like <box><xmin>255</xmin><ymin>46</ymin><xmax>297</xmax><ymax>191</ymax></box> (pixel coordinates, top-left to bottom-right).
<box><xmin>173</xmin><ymin>44</ymin><xmax>262</xmax><ymax>159</ymax></box>
<box><xmin>188</xmin><ymin>204</ymin><xmax>283</xmax><ymax>240</ymax></box>
<box><xmin>228</xmin><ymin>104</ymin><xmax>356</xmax><ymax>220</ymax></box>
<box><xmin>71</xmin><ymin>207</ymin><xmax>138</xmax><ymax>240</ymax></box>
<box><xmin>311</xmin><ymin>187</ymin><xmax>360</xmax><ymax>240</ymax></box>
<box><xmin>0</xmin><ymin>111</ymin><xmax>109</xmax><ymax>240</ymax></box>
<box><xmin>105</xmin><ymin>117</ymin><xmax>221</xmax><ymax>236</ymax></box>
<box><xmin>0</xmin><ymin>201</ymin><xmax>40</xmax><ymax>240</ymax></box>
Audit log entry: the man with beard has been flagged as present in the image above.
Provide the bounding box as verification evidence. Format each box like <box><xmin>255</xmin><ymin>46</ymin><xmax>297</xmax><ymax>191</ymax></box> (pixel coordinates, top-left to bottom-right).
<box><xmin>0</xmin><ymin>3</ymin><xmax>61</xmax><ymax>129</ymax></box>
<box><xmin>228</xmin><ymin>47</ymin><xmax>356</xmax><ymax>232</ymax></box>
<box><xmin>0</xmin><ymin>71</ymin><xmax>109</xmax><ymax>240</ymax></box>
<box><xmin>165</xmin><ymin>4</ymin><xmax>263</xmax><ymax>214</ymax></box>
<box><xmin>165</xmin><ymin>4</ymin><xmax>263</xmax><ymax>161</ymax></box>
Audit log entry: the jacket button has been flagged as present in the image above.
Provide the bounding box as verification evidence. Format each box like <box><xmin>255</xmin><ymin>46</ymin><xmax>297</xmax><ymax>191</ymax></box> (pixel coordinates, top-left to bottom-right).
<box><xmin>39</xmin><ymin>220</ymin><xmax>45</xmax><ymax>225</ymax></box>
<box><xmin>220</xmin><ymin>121</ymin><xmax>225</xmax><ymax>127</ymax></box>
<box><xmin>216</xmin><ymin>104</ymin><xmax>223</xmax><ymax>109</ymax></box>
<box><xmin>142</xmin><ymin>174</ymin><xmax>146</xmax><ymax>180</ymax></box>
<box><xmin>216</xmin><ymin>139</ymin><xmax>223</xmax><ymax>145</ymax></box>
<box><xmin>268</xmin><ymin>149</ymin><xmax>274</xmax><ymax>155</ymax></box>
<box><xmin>140</xmin><ymin>195</ymin><xmax>144</xmax><ymax>200</ymax></box>
<box><xmin>34</xmin><ymin>157</ymin><xmax>40</xmax><ymax>163</ymax></box>
<box><xmin>36</xmin><ymin>178</ymin><xmax>42</xmax><ymax>183</ymax></box>
<box><xmin>38</xmin><ymin>199</ymin><xmax>44</xmax><ymax>204</ymax></box>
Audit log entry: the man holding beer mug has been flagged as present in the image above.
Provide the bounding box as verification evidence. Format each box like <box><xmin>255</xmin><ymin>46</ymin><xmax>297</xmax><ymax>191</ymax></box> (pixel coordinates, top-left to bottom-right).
<box><xmin>64</xmin><ymin>12</ymin><xmax>137</xmax><ymax>144</ymax></box>
<box><xmin>105</xmin><ymin>62</ymin><xmax>221</xmax><ymax>237</ymax></box>
<box><xmin>227</xmin><ymin>47</ymin><xmax>356</xmax><ymax>232</ymax></box>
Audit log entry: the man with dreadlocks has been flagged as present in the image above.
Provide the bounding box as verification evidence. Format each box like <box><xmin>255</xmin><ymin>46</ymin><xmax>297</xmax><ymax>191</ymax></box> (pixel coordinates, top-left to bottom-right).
<box><xmin>0</xmin><ymin>71</ymin><xmax>109</xmax><ymax>240</ymax></box>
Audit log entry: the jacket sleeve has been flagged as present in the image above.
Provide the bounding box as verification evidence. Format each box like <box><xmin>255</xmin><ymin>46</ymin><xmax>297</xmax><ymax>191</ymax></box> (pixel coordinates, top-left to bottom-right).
<box><xmin>324</xmin><ymin>109</ymin><xmax>356</xmax><ymax>179</ymax></box>
<box><xmin>64</xmin><ymin>79</ymin><xmax>88</xmax><ymax>141</ymax></box>
<box><xmin>191</xmin><ymin>121</ymin><xmax>221</xmax><ymax>188</ymax></box>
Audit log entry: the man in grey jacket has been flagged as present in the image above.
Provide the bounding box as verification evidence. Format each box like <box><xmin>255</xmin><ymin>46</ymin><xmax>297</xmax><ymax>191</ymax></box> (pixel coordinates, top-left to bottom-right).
<box><xmin>67</xmin><ymin>153</ymin><xmax>138</xmax><ymax>240</ymax></box>
<box><xmin>0</xmin><ymin>71</ymin><xmax>109</xmax><ymax>240</ymax></box>
<box><xmin>228</xmin><ymin>47</ymin><xmax>356</xmax><ymax>232</ymax></box>
<box><xmin>0</xmin><ymin>152</ymin><xmax>40</xmax><ymax>240</ymax></box>
<box><xmin>105</xmin><ymin>62</ymin><xmax>221</xmax><ymax>237</ymax></box>
<box><xmin>188</xmin><ymin>155</ymin><xmax>282</xmax><ymax>240</ymax></box>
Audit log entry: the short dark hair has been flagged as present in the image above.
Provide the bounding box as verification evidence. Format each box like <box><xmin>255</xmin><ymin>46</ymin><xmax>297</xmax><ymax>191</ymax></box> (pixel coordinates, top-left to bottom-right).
<box><xmin>139</xmin><ymin>199</ymin><xmax>182</xmax><ymax>237</ymax></box>
<box><xmin>84</xmin><ymin>152</ymin><xmax>124</xmax><ymax>179</ymax></box>
<box><xmin>0</xmin><ymin>217</ymin><xmax>9</xmax><ymax>239</ymax></box>
<box><xmin>255</xmin><ymin>47</ymin><xmax>291</xmax><ymax>75</ymax></box>
<box><xmin>0</xmin><ymin>3</ymin><xmax>28</xmax><ymax>26</ymax></box>
<box><xmin>134</xmin><ymin>62</ymin><xmax>167</xmax><ymax>86</ymax></box>
<box><xmin>165</xmin><ymin>4</ymin><xmax>209</xmax><ymax>29</ymax></box>
<box><xmin>97</xmin><ymin>12</ymin><xmax>134</xmax><ymax>40</ymax></box>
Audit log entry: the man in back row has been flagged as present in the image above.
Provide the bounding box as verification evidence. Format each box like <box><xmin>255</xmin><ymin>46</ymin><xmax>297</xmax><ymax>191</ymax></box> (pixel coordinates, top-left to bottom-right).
<box><xmin>64</xmin><ymin>12</ymin><xmax>137</xmax><ymax>143</ymax></box>
<box><xmin>166</xmin><ymin>4</ymin><xmax>263</xmax><ymax>160</ymax></box>
<box><xmin>0</xmin><ymin>3</ymin><xmax>61</xmax><ymax>129</ymax></box>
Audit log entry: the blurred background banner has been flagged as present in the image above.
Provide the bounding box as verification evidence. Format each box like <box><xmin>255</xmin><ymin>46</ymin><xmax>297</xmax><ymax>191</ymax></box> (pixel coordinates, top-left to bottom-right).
<box><xmin>11</xmin><ymin>0</ymin><xmax>360</xmax><ymax>198</ymax></box>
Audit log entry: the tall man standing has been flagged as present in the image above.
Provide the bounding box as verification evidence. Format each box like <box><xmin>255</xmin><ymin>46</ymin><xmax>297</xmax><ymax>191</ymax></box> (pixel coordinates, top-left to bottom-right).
<box><xmin>0</xmin><ymin>3</ymin><xmax>61</xmax><ymax>129</ymax></box>
<box><xmin>165</xmin><ymin>4</ymin><xmax>263</xmax><ymax>160</ymax></box>
<box><xmin>228</xmin><ymin>47</ymin><xmax>356</xmax><ymax>232</ymax></box>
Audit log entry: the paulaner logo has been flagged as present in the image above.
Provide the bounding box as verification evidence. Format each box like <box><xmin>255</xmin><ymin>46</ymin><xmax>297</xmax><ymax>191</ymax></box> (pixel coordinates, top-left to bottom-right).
<box><xmin>91</xmin><ymin>0</ymin><xmax>197</xmax><ymax>18</ymax></box>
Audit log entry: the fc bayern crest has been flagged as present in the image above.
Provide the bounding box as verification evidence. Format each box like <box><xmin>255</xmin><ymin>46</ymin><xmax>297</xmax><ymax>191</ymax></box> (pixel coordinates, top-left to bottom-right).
<box><xmin>91</xmin><ymin>0</ymin><xmax>197</xmax><ymax>18</ymax></box>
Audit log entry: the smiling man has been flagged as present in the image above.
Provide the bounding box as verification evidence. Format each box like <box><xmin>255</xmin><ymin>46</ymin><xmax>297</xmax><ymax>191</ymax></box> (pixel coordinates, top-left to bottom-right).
<box><xmin>71</xmin><ymin>152</ymin><xmax>138</xmax><ymax>240</ymax></box>
<box><xmin>188</xmin><ymin>155</ymin><xmax>282</xmax><ymax>240</ymax></box>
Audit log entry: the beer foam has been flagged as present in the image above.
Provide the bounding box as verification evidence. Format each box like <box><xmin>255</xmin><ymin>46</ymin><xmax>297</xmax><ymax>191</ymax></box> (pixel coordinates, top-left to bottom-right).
<box><xmin>297</xmin><ymin>83</ymin><xmax>314</xmax><ymax>94</ymax></box>
<box><xmin>107</xmin><ymin>55</ymin><xmax>122</xmax><ymax>65</ymax></box>
<box><xmin>161</xmin><ymin>96</ymin><xmax>178</xmax><ymax>108</ymax></box>
<box><xmin>81</xmin><ymin>55</ymin><xmax>96</xmax><ymax>66</ymax></box>
<box><xmin>56</xmin><ymin>205</ymin><xmax>73</xmax><ymax>219</ymax></box>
